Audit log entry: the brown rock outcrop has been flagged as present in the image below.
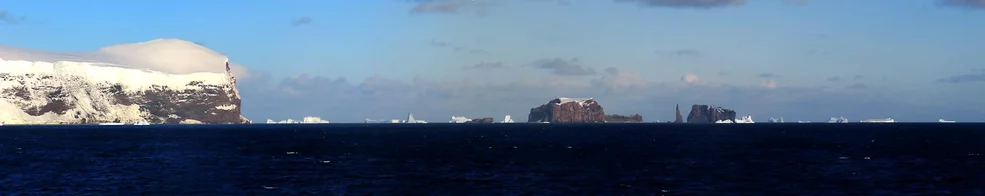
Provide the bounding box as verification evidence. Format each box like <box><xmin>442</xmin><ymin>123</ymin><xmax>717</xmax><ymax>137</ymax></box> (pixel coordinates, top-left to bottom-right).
<box><xmin>674</xmin><ymin>104</ymin><xmax>684</xmax><ymax>123</ymax></box>
<box><xmin>686</xmin><ymin>104</ymin><xmax>736</xmax><ymax>123</ymax></box>
<box><xmin>528</xmin><ymin>98</ymin><xmax>605</xmax><ymax>123</ymax></box>
<box><xmin>605</xmin><ymin>114</ymin><xmax>643</xmax><ymax>123</ymax></box>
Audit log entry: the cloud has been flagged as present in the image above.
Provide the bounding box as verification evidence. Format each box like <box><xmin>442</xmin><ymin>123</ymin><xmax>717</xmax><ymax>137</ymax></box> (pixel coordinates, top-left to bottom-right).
<box><xmin>845</xmin><ymin>83</ymin><xmax>868</xmax><ymax>89</ymax></box>
<box><xmin>760</xmin><ymin>79</ymin><xmax>778</xmax><ymax>89</ymax></box>
<box><xmin>0</xmin><ymin>10</ymin><xmax>27</xmax><ymax>25</ymax></box>
<box><xmin>681</xmin><ymin>73</ymin><xmax>699</xmax><ymax>84</ymax></box>
<box><xmin>591</xmin><ymin>67</ymin><xmax>647</xmax><ymax>90</ymax></box>
<box><xmin>455</xmin><ymin>47</ymin><xmax>488</xmax><ymax>54</ymax></box>
<box><xmin>936</xmin><ymin>73</ymin><xmax>985</xmax><ymax>83</ymax></box>
<box><xmin>409</xmin><ymin>0</ymin><xmax>501</xmax><ymax>14</ymax></box>
<box><xmin>526</xmin><ymin>0</ymin><xmax>572</xmax><ymax>6</ymax></box>
<box><xmin>528</xmin><ymin>58</ymin><xmax>597</xmax><ymax>76</ymax></box>
<box><xmin>938</xmin><ymin>0</ymin><xmax>985</xmax><ymax>9</ymax></box>
<box><xmin>783</xmin><ymin>0</ymin><xmax>809</xmax><ymax>6</ymax></box>
<box><xmin>0</xmin><ymin>39</ymin><xmax>254</xmax><ymax>81</ymax></box>
<box><xmin>758</xmin><ymin>73</ymin><xmax>780</xmax><ymax>78</ymax></box>
<box><xmin>462</xmin><ymin>61</ymin><xmax>506</xmax><ymax>70</ymax></box>
<box><xmin>429</xmin><ymin>40</ymin><xmax>451</xmax><ymax>47</ymax></box>
<box><xmin>616</xmin><ymin>0</ymin><xmax>748</xmax><ymax>8</ymax></box>
<box><xmin>826</xmin><ymin>75</ymin><xmax>863</xmax><ymax>82</ymax></box>
<box><xmin>429</xmin><ymin>40</ymin><xmax>488</xmax><ymax>54</ymax></box>
<box><xmin>657</xmin><ymin>49</ymin><xmax>702</xmax><ymax>57</ymax></box>
<box><xmin>291</xmin><ymin>17</ymin><xmax>313</xmax><ymax>26</ymax></box>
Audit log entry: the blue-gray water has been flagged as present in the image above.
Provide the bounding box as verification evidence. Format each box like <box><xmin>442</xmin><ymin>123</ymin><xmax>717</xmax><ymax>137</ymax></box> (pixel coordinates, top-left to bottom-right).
<box><xmin>1</xmin><ymin>123</ymin><xmax>983</xmax><ymax>195</ymax></box>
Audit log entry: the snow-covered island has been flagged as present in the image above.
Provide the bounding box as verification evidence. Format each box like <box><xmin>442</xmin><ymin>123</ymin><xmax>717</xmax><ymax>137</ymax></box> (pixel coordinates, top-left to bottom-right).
<box><xmin>0</xmin><ymin>39</ymin><xmax>250</xmax><ymax>125</ymax></box>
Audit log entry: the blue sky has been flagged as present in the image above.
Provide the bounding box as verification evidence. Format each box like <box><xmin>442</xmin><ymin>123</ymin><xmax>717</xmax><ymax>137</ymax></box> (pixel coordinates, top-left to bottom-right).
<box><xmin>2</xmin><ymin>0</ymin><xmax>985</xmax><ymax>122</ymax></box>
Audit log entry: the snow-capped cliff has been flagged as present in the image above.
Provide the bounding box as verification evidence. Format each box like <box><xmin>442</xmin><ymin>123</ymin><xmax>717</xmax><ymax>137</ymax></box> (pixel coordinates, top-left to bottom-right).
<box><xmin>0</xmin><ymin>39</ymin><xmax>250</xmax><ymax>125</ymax></box>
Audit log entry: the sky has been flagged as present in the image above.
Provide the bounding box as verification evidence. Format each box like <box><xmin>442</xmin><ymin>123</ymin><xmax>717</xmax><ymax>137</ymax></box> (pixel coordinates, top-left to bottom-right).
<box><xmin>2</xmin><ymin>0</ymin><xmax>985</xmax><ymax>122</ymax></box>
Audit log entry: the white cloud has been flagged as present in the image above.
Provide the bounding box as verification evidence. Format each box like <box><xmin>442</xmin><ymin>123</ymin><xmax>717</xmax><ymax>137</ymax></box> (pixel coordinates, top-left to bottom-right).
<box><xmin>681</xmin><ymin>73</ymin><xmax>699</xmax><ymax>84</ymax></box>
<box><xmin>761</xmin><ymin>79</ymin><xmax>778</xmax><ymax>89</ymax></box>
<box><xmin>592</xmin><ymin>67</ymin><xmax>647</xmax><ymax>90</ymax></box>
<box><xmin>0</xmin><ymin>39</ymin><xmax>254</xmax><ymax>80</ymax></box>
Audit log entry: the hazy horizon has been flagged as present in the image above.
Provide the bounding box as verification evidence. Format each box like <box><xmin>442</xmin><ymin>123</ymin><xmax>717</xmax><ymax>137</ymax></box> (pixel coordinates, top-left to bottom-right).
<box><xmin>2</xmin><ymin>0</ymin><xmax>984</xmax><ymax>122</ymax></box>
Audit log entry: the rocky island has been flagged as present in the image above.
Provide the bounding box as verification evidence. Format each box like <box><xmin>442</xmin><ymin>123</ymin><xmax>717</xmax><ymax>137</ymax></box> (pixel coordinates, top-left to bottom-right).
<box><xmin>527</xmin><ymin>97</ymin><xmax>643</xmax><ymax>123</ymax></box>
<box><xmin>605</xmin><ymin>114</ymin><xmax>643</xmax><ymax>123</ymax></box>
<box><xmin>528</xmin><ymin>97</ymin><xmax>605</xmax><ymax>123</ymax></box>
<box><xmin>465</xmin><ymin>117</ymin><xmax>495</xmax><ymax>123</ymax></box>
<box><xmin>685</xmin><ymin>104</ymin><xmax>736</xmax><ymax>123</ymax></box>
<box><xmin>0</xmin><ymin>39</ymin><xmax>251</xmax><ymax>125</ymax></box>
<box><xmin>674</xmin><ymin>104</ymin><xmax>684</xmax><ymax>123</ymax></box>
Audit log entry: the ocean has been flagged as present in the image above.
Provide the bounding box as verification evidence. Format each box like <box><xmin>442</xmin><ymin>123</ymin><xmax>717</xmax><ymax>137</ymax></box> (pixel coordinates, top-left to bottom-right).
<box><xmin>1</xmin><ymin>123</ymin><xmax>983</xmax><ymax>195</ymax></box>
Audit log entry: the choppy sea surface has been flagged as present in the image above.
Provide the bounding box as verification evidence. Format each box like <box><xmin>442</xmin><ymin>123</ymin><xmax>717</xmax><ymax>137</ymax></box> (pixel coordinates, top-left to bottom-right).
<box><xmin>1</xmin><ymin>123</ymin><xmax>983</xmax><ymax>195</ymax></box>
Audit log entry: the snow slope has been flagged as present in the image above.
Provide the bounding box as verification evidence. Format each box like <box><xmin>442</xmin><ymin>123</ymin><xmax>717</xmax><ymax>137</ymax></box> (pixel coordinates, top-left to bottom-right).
<box><xmin>556</xmin><ymin>97</ymin><xmax>594</xmax><ymax>106</ymax></box>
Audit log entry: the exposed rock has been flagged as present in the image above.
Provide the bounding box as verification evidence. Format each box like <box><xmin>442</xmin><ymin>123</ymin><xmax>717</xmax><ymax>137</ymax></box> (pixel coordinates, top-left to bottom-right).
<box><xmin>686</xmin><ymin>104</ymin><xmax>736</xmax><ymax>123</ymax></box>
<box><xmin>528</xmin><ymin>97</ymin><xmax>605</xmax><ymax>123</ymax></box>
<box><xmin>674</xmin><ymin>104</ymin><xmax>684</xmax><ymax>123</ymax></box>
<box><xmin>466</xmin><ymin>117</ymin><xmax>495</xmax><ymax>123</ymax></box>
<box><xmin>605</xmin><ymin>114</ymin><xmax>643</xmax><ymax>123</ymax></box>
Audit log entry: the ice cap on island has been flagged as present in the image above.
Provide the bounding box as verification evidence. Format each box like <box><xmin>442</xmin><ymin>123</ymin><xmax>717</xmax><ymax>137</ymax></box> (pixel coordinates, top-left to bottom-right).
<box><xmin>0</xmin><ymin>39</ymin><xmax>250</xmax><ymax>79</ymax></box>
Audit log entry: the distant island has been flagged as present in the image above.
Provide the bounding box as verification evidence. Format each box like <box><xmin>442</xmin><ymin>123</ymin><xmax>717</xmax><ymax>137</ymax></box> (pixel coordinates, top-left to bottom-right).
<box><xmin>527</xmin><ymin>97</ymin><xmax>643</xmax><ymax>123</ymax></box>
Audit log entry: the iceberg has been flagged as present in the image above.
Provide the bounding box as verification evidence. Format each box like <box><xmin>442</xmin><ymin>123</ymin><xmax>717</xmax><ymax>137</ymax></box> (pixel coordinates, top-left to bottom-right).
<box><xmin>716</xmin><ymin>116</ymin><xmax>754</xmax><ymax>123</ymax></box>
<box><xmin>450</xmin><ymin>116</ymin><xmax>472</xmax><ymax>123</ymax></box>
<box><xmin>403</xmin><ymin>113</ymin><xmax>427</xmax><ymax>123</ymax></box>
<box><xmin>364</xmin><ymin>118</ymin><xmax>386</xmax><ymax>123</ymax></box>
<box><xmin>827</xmin><ymin>117</ymin><xmax>849</xmax><ymax>123</ymax></box>
<box><xmin>768</xmin><ymin>117</ymin><xmax>784</xmax><ymax>123</ymax></box>
<box><xmin>501</xmin><ymin>115</ymin><xmax>514</xmax><ymax>123</ymax></box>
<box><xmin>860</xmin><ymin>118</ymin><xmax>896</xmax><ymax>123</ymax></box>
<box><xmin>266</xmin><ymin>116</ymin><xmax>329</xmax><ymax>124</ymax></box>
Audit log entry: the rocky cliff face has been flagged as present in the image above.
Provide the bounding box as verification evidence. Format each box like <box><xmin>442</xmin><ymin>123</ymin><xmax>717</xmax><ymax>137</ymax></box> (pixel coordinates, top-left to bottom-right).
<box><xmin>528</xmin><ymin>97</ymin><xmax>605</xmax><ymax>123</ymax></box>
<box><xmin>0</xmin><ymin>39</ymin><xmax>251</xmax><ymax>125</ymax></box>
<box><xmin>605</xmin><ymin>114</ymin><xmax>643</xmax><ymax>123</ymax></box>
<box><xmin>674</xmin><ymin>104</ymin><xmax>684</xmax><ymax>123</ymax></box>
<box><xmin>686</xmin><ymin>104</ymin><xmax>736</xmax><ymax>123</ymax></box>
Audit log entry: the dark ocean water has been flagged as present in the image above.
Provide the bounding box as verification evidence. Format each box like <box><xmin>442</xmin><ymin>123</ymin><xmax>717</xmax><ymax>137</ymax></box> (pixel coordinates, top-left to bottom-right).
<box><xmin>1</xmin><ymin>123</ymin><xmax>984</xmax><ymax>195</ymax></box>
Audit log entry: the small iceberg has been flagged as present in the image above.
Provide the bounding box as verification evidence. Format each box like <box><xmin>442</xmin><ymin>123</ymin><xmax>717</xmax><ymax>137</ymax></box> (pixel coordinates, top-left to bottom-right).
<box><xmin>716</xmin><ymin>116</ymin><xmax>755</xmax><ymax>123</ymax></box>
<box><xmin>828</xmin><ymin>117</ymin><xmax>849</xmax><ymax>123</ymax></box>
<box><xmin>939</xmin><ymin>119</ymin><xmax>955</xmax><ymax>123</ymax></box>
<box><xmin>860</xmin><ymin>118</ymin><xmax>896</xmax><ymax>123</ymax></box>
<box><xmin>450</xmin><ymin>116</ymin><xmax>471</xmax><ymax>123</ymax></box>
<box><xmin>768</xmin><ymin>117</ymin><xmax>784</xmax><ymax>123</ymax></box>
<box><xmin>501</xmin><ymin>115</ymin><xmax>514</xmax><ymax>123</ymax></box>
